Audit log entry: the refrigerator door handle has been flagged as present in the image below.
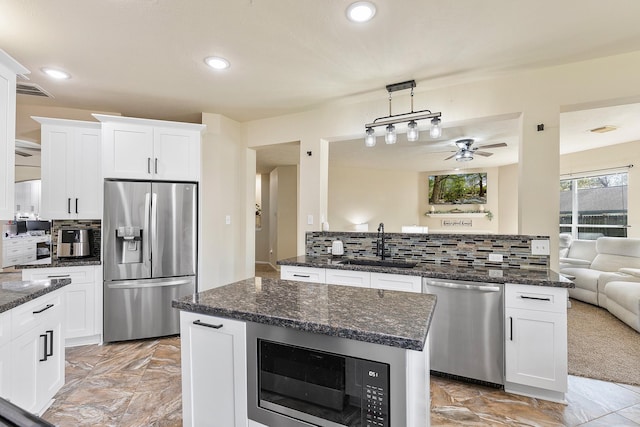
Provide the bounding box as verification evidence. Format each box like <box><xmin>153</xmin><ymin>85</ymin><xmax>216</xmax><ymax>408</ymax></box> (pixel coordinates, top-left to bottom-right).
<box><xmin>144</xmin><ymin>192</ymin><xmax>152</xmax><ymax>266</ymax></box>
<box><xmin>106</xmin><ymin>278</ymin><xmax>194</xmax><ymax>289</ymax></box>
<box><xmin>151</xmin><ymin>192</ymin><xmax>158</xmax><ymax>265</ymax></box>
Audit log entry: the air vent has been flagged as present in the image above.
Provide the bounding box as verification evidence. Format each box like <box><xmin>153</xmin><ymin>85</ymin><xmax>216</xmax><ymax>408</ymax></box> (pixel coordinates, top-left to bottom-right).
<box><xmin>589</xmin><ymin>125</ymin><xmax>617</xmax><ymax>134</ymax></box>
<box><xmin>16</xmin><ymin>82</ymin><xmax>53</xmax><ymax>98</ymax></box>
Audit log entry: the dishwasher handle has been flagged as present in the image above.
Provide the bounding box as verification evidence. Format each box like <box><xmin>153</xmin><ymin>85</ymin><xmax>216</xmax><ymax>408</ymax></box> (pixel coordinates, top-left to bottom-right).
<box><xmin>424</xmin><ymin>280</ymin><xmax>501</xmax><ymax>292</ymax></box>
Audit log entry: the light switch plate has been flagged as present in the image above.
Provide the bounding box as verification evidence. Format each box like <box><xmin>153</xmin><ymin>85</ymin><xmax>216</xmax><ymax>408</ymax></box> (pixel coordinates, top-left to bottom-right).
<box><xmin>307</xmin><ymin>215</ymin><xmax>314</xmax><ymax>225</ymax></box>
<box><xmin>531</xmin><ymin>239</ymin><xmax>550</xmax><ymax>255</ymax></box>
<box><xmin>225</xmin><ymin>215</ymin><xmax>231</xmax><ymax>225</ymax></box>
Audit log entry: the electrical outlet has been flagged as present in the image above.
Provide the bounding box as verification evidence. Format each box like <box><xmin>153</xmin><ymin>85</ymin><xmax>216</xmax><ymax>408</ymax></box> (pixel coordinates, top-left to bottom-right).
<box><xmin>531</xmin><ymin>239</ymin><xmax>550</xmax><ymax>255</ymax></box>
<box><xmin>488</xmin><ymin>253</ymin><xmax>503</xmax><ymax>262</ymax></box>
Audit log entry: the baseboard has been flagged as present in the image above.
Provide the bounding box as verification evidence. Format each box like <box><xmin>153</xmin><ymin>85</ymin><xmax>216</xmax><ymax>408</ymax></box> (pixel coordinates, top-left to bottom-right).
<box><xmin>65</xmin><ymin>334</ymin><xmax>102</xmax><ymax>348</ymax></box>
<box><xmin>504</xmin><ymin>381</ymin><xmax>567</xmax><ymax>404</ymax></box>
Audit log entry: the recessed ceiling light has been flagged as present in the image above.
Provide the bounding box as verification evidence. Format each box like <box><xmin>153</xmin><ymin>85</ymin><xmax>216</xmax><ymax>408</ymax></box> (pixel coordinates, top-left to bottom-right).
<box><xmin>589</xmin><ymin>125</ymin><xmax>617</xmax><ymax>133</ymax></box>
<box><xmin>204</xmin><ymin>56</ymin><xmax>230</xmax><ymax>70</ymax></box>
<box><xmin>346</xmin><ymin>1</ymin><xmax>376</xmax><ymax>23</ymax></box>
<box><xmin>41</xmin><ymin>67</ymin><xmax>71</xmax><ymax>80</ymax></box>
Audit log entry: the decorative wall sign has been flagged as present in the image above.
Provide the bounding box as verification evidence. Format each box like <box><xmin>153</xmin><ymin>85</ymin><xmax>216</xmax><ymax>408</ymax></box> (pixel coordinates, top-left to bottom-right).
<box><xmin>442</xmin><ymin>219</ymin><xmax>473</xmax><ymax>227</ymax></box>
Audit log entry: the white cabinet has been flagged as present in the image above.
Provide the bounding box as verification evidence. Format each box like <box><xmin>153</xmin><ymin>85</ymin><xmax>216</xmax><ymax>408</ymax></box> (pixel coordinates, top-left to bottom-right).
<box><xmin>371</xmin><ymin>272</ymin><xmax>422</xmax><ymax>293</ymax></box>
<box><xmin>22</xmin><ymin>265</ymin><xmax>102</xmax><ymax>346</ymax></box>
<box><xmin>15</xmin><ymin>180</ymin><xmax>40</xmax><ymax>216</ymax></box>
<box><xmin>10</xmin><ymin>289</ymin><xmax>64</xmax><ymax>414</ymax></box>
<box><xmin>96</xmin><ymin>114</ymin><xmax>205</xmax><ymax>182</ymax></box>
<box><xmin>326</xmin><ymin>269</ymin><xmax>370</xmax><ymax>288</ymax></box>
<box><xmin>2</xmin><ymin>238</ymin><xmax>36</xmax><ymax>267</ymax></box>
<box><xmin>33</xmin><ymin>117</ymin><xmax>102</xmax><ymax>220</ymax></box>
<box><xmin>504</xmin><ymin>284</ymin><xmax>568</xmax><ymax>402</ymax></box>
<box><xmin>180</xmin><ymin>311</ymin><xmax>247</xmax><ymax>427</ymax></box>
<box><xmin>0</xmin><ymin>310</ymin><xmax>11</xmax><ymax>399</ymax></box>
<box><xmin>0</xmin><ymin>50</ymin><xmax>29</xmax><ymax>220</ymax></box>
<box><xmin>280</xmin><ymin>265</ymin><xmax>326</xmax><ymax>283</ymax></box>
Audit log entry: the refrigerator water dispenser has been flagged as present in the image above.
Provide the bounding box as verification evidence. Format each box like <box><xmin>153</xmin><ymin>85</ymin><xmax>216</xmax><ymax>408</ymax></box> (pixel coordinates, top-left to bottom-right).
<box><xmin>116</xmin><ymin>226</ymin><xmax>142</xmax><ymax>264</ymax></box>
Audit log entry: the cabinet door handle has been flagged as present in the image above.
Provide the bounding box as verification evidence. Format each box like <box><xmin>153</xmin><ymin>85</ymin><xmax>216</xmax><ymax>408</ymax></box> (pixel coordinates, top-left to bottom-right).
<box><xmin>39</xmin><ymin>334</ymin><xmax>48</xmax><ymax>362</ymax></box>
<box><xmin>75</xmin><ymin>198</ymin><xmax>79</xmax><ymax>214</ymax></box>
<box><xmin>67</xmin><ymin>198</ymin><xmax>71</xmax><ymax>214</ymax></box>
<box><xmin>46</xmin><ymin>330</ymin><xmax>54</xmax><ymax>357</ymax></box>
<box><xmin>519</xmin><ymin>295</ymin><xmax>551</xmax><ymax>302</ymax></box>
<box><xmin>293</xmin><ymin>274</ymin><xmax>311</xmax><ymax>278</ymax></box>
<box><xmin>148</xmin><ymin>157</ymin><xmax>151</xmax><ymax>174</ymax></box>
<box><xmin>509</xmin><ymin>316</ymin><xmax>513</xmax><ymax>341</ymax></box>
<box><xmin>193</xmin><ymin>320</ymin><xmax>223</xmax><ymax>329</ymax></box>
<box><xmin>33</xmin><ymin>303</ymin><xmax>54</xmax><ymax>314</ymax></box>
<box><xmin>155</xmin><ymin>158</ymin><xmax>158</xmax><ymax>174</ymax></box>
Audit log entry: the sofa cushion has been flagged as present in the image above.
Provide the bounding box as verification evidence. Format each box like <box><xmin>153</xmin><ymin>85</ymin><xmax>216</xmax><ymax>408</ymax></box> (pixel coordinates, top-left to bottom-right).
<box><xmin>605</xmin><ymin>281</ymin><xmax>640</xmax><ymax>332</ymax></box>
<box><xmin>590</xmin><ymin>237</ymin><xmax>640</xmax><ymax>272</ymax></box>
<box><xmin>563</xmin><ymin>267</ymin><xmax>601</xmax><ymax>292</ymax></box>
<box><xmin>565</xmin><ymin>239</ymin><xmax>597</xmax><ymax>264</ymax></box>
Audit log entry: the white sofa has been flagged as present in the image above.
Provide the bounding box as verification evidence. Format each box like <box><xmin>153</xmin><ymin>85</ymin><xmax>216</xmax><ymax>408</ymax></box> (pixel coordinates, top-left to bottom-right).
<box><xmin>561</xmin><ymin>237</ymin><xmax>640</xmax><ymax>332</ymax></box>
<box><xmin>559</xmin><ymin>237</ymin><xmax>597</xmax><ymax>271</ymax></box>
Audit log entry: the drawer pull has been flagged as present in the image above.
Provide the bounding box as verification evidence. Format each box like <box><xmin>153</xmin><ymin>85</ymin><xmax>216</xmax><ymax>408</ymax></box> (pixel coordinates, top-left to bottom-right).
<box><xmin>47</xmin><ymin>274</ymin><xmax>71</xmax><ymax>278</ymax></box>
<box><xmin>193</xmin><ymin>320</ymin><xmax>223</xmax><ymax>329</ymax></box>
<box><xmin>293</xmin><ymin>274</ymin><xmax>311</xmax><ymax>278</ymax></box>
<box><xmin>33</xmin><ymin>303</ymin><xmax>54</xmax><ymax>314</ymax></box>
<box><xmin>519</xmin><ymin>295</ymin><xmax>551</xmax><ymax>302</ymax></box>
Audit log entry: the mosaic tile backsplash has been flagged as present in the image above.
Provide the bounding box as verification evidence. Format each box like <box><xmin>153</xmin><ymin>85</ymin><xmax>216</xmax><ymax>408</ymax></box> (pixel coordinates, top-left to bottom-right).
<box><xmin>306</xmin><ymin>232</ymin><xmax>550</xmax><ymax>270</ymax></box>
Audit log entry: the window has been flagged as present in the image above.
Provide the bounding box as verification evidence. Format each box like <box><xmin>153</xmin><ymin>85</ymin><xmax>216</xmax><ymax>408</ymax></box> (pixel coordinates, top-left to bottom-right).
<box><xmin>559</xmin><ymin>172</ymin><xmax>628</xmax><ymax>239</ymax></box>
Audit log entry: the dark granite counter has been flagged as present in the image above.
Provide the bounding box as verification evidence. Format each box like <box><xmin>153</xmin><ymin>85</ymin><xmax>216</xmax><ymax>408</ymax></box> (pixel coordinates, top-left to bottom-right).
<box><xmin>278</xmin><ymin>255</ymin><xmax>574</xmax><ymax>288</ymax></box>
<box><xmin>0</xmin><ymin>273</ymin><xmax>72</xmax><ymax>313</ymax></box>
<box><xmin>173</xmin><ymin>277</ymin><xmax>436</xmax><ymax>351</ymax></box>
<box><xmin>17</xmin><ymin>257</ymin><xmax>101</xmax><ymax>269</ymax></box>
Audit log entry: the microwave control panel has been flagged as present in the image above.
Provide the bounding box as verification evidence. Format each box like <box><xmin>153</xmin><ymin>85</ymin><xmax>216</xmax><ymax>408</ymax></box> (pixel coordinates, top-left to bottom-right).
<box><xmin>362</xmin><ymin>360</ymin><xmax>389</xmax><ymax>427</ymax></box>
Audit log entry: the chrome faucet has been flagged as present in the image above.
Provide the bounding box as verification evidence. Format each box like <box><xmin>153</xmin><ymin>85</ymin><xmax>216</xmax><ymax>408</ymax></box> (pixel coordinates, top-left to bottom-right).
<box><xmin>376</xmin><ymin>222</ymin><xmax>386</xmax><ymax>260</ymax></box>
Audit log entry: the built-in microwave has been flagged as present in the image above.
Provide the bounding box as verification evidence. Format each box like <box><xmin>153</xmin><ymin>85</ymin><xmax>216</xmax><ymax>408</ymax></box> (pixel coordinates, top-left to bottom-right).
<box><xmin>247</xmin><ymin>322</ymin><xmax>408</xmax><ymax>427</ymax></box>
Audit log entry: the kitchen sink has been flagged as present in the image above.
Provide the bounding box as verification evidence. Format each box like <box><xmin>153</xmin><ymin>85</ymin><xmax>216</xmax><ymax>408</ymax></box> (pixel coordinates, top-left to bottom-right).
<box><xmin>338</xmin><ymin>259</ymin><xmax>418</xmax><ymax>269</ymax></box>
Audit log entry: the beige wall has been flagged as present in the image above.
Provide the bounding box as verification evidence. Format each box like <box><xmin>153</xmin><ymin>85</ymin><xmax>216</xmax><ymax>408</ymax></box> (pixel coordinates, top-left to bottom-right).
<box><xmin>328</xmin><ymin>166</ymin><xmax>419</xmax><ymax>233</ymax></box>
<box><xmin>268</xmin><ymin>166</ymin><xmax>298</xmax><ymax>264</ymax></box>
<box><xmin>255</xmin><ymin>173</ymin><xmax>271</xmax><ymax>263</ymax></box>
<box><xmin>560</xmin><ymin>140</ymin><xmax>640</xmax><ymax>238</ymax></box>
<box><xmin>498</xmin><ymin>163</ymin><xmax>519</xmax><ymax>234</ymax></box>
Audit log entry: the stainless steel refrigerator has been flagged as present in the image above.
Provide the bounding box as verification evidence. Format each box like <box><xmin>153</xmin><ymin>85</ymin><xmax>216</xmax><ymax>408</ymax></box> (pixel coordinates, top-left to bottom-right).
<box><xmin>103</xmin><ymin>180</ymin><xmax>197</xmax><ymax>342</ymax></box>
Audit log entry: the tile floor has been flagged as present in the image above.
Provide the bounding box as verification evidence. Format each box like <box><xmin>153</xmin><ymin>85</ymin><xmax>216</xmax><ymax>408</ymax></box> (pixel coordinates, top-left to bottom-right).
<box><xmin>41</xmin><ymin>265</ymin><xmax>640</xmax><ymax>426</ymax></box>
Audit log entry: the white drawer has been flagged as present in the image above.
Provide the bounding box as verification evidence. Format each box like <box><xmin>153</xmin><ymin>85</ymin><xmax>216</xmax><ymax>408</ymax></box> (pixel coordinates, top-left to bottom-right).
<box><xmin>22</xmin><ymin>265</ymin><xmax>95</xmax><ymax>285</ymax></box>
<box><xmin>0</xmin><ymin>311</ymin><xmax>11</xmax><ymax>347</ymax></box>
<box><xmin>326</xmin><ymin>269</ymin><xmax>370</xmax><ymax>288</ymax></box>
<box><xmin>370</xmin><ymin>272</ymin><xmax>422</xmax><ymax>293</ymax></box>
<box><xmin>505</xmin><ymin>284</ymin><xmax>567</xmax><ymax>313</ymax></box>
<box><xmin>280</xmin><ymin>266</ymin><xmax>326</xmax><ymax>283</ymax></box>
<box><xmin>11</xmin><ymin>290</ymin><xmax>62</xmax><ymax>338</ymax></box>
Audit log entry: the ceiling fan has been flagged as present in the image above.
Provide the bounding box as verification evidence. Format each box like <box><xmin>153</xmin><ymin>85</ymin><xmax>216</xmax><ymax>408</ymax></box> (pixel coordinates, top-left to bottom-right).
<box><xmin>15</xmin><ymin>139</ymin><xmax>41</xmax><ymax>157</ymax></box>
<box><xmin>444</xmin><ymin>139</ymin><xmax>507</xmax><ymax>162</ymax></box>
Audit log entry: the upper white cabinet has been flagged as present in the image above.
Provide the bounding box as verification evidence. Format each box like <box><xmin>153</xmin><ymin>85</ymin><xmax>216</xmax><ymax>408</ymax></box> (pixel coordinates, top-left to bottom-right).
<box><xmin>95</xmin><ymin>114</ymin><xmax>205</xmax><ymax>182</ymax></box>
<box><xmin>33</xmin><ymin>117</ymin><xmax>102</xmax><ymax>220</ymax></box>
<box><xmin>15</xmin><ymin>179</ymin><xmax>40</xmax><ymax>217</ymax></box>
<box><xmin>0</xmin><ymin>50</ymin><xmax>29</xmax><ymax>220</ymax></box>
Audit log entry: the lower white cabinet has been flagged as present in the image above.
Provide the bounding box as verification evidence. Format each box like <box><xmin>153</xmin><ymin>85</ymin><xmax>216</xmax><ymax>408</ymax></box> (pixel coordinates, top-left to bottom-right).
<box><xmin>504</xmin><ymin>284</ymin><xmax>568</xmax><ymax>401</ymax></box>
<box><xmin>180</xmin><ymin>311</ymin><xmax>247</xmax><ymax>427</ymax></box>
<box><xmin>325</xmin><ymin>269</ymin><xmax>370</xmax><ymax>288</ymax></box>
<box><xmin>0</xmin><ymin>310</ymin><xmax>11</xmax><ymax>399</ymax></box>
<box><xmin>10</xmin><ymin>289</ymin><xmax>64</xmax><ymax>414</ymax></box>
<box><xmin>371</xmin><ymin>272</ymin><xmax>422</xmax><ymax>293</ymax></box>
<box><xmin>22</xmin><ymin>265</ymin><xmax>102</xmax><ymax>346</ymax></box>
<box><xmin>280</xmin><ymin>265</ymin><xmax>326</xmax><ymax>283</ymax></box>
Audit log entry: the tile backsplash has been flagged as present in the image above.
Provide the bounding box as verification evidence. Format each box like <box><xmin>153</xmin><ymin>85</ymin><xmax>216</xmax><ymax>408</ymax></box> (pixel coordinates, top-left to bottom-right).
<box><xmin>306</xmin><ymin>231</ymin><xmax>549</xmax><ymax>270</ymax></box>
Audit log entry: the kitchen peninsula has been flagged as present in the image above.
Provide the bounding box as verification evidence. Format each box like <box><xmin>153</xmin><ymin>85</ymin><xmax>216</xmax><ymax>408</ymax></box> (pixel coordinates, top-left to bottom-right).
<box><xmin>173</xmin><ymin>277</ymin><xmax>437</xmax><ymax>427</ymax></box>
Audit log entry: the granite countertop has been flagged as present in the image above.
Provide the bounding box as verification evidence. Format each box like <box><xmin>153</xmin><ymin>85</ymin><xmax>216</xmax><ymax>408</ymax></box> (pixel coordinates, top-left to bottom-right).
<box><xmin>173</xmin><ymin>277</ymin><xmax>437</xmax><ymax>351</ymax></box>
<box><xmin>17</xmin><ymin>257</ymin><xmax>102</xmax><ymax>269</ymax></box>
<box><xmin>0</xmin><ymin>272</ymin><xmax>72</xmax><ymax>313</ymax></box>
<box><xmin>278</xmin><ymin>255</ymin><xmax>574</xmax><ymax>288</ymax></box>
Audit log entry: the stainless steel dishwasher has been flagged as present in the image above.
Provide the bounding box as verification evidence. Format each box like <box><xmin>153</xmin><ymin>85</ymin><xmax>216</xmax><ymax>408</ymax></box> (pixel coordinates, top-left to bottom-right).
<box><xmin>423</xmin><ymin>277</ymin><xmax>504</xmax><ymax>386</ymax></box>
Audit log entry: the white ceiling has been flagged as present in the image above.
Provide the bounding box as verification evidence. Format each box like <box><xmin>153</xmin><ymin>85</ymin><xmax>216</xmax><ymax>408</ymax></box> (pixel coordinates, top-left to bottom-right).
<box><xmin>4</xmin><ymin>0</ymin><xmax>640</xmax><ymax>172</ymax></box>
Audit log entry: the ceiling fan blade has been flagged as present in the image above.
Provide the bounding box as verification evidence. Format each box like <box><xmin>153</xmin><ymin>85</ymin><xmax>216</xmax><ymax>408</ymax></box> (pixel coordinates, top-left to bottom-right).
<box><xmin>474</xmin><ymin>151</ymin><xmax>494</xmax><ymax>157</ymax></box>
<box><xmin>15</xmin><ymin>150</ymin><xmax>33</xmax><ymax>157</ymax></box>
<box><xmin>478</xmin><ymin>142</ymin><xmax>507</xmax><ymax>149</ymax></box>
<box><xmin>444</xmin><ymin>153</ymin><xmax>458</xmax><ymax>160</ymax></box>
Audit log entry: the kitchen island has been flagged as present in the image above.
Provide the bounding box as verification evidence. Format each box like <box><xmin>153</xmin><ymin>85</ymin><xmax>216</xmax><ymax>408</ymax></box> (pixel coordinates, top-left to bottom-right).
<box><xmin>173</xmin><ymin>277</ymin><xmax>437</xmax><ymax>427</ymax></box>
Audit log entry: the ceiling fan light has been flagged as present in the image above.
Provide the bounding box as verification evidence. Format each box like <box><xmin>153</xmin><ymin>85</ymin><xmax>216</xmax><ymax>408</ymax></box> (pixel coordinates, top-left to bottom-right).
<box><xmin>456</xmin><ymin>150</ymin><xmax>473</xmax><ymax>162</ymax></box>
<box><xmin>385</xmin><ymin>124</ymin><xmax>397</xmax><ymax>144</ymax></box>
<box><xmin>364</xmin><ymin>127</ymin><xmax>376</xmax><ymax>147</ymax></box>
<box><xmin>407</xmin><ymin>120</ymin><xmax>419</xmax><ymax>141</ymax></box>
<box><xmin>430</xmin><ymin>117</ymin><xmax>442</xmax><ymax>138</ymax></box>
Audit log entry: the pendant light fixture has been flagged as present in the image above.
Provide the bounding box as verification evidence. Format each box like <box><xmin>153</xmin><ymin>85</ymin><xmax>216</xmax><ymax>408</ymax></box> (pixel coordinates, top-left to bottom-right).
<box><xmin>364</xmin><ymin>80</ymin><xmax>442</xmax><ymax>147</ymax></box>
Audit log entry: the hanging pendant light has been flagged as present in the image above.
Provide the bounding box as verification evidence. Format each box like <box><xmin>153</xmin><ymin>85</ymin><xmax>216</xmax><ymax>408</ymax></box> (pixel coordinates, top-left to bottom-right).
<box><xmin>385</xmin><ymin>124</ymin><xmax>397</xmax><ymax>144</ymax></box>
<box><xmin>365</xmin><ymin>127</ymin><xmax>376</xmax><ymax>147</ymax></box>
<box><xmin>363</xmin><ymin>80</ymin><xmax>442</xmax><ymax>147</ymax></box>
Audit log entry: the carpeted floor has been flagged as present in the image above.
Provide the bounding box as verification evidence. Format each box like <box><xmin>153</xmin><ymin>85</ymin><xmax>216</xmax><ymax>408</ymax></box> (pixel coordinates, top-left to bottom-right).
<box><xmin>568</xmin><ymin>298</ymin><xmax>640</xmax><ymax>386</ymax></box>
